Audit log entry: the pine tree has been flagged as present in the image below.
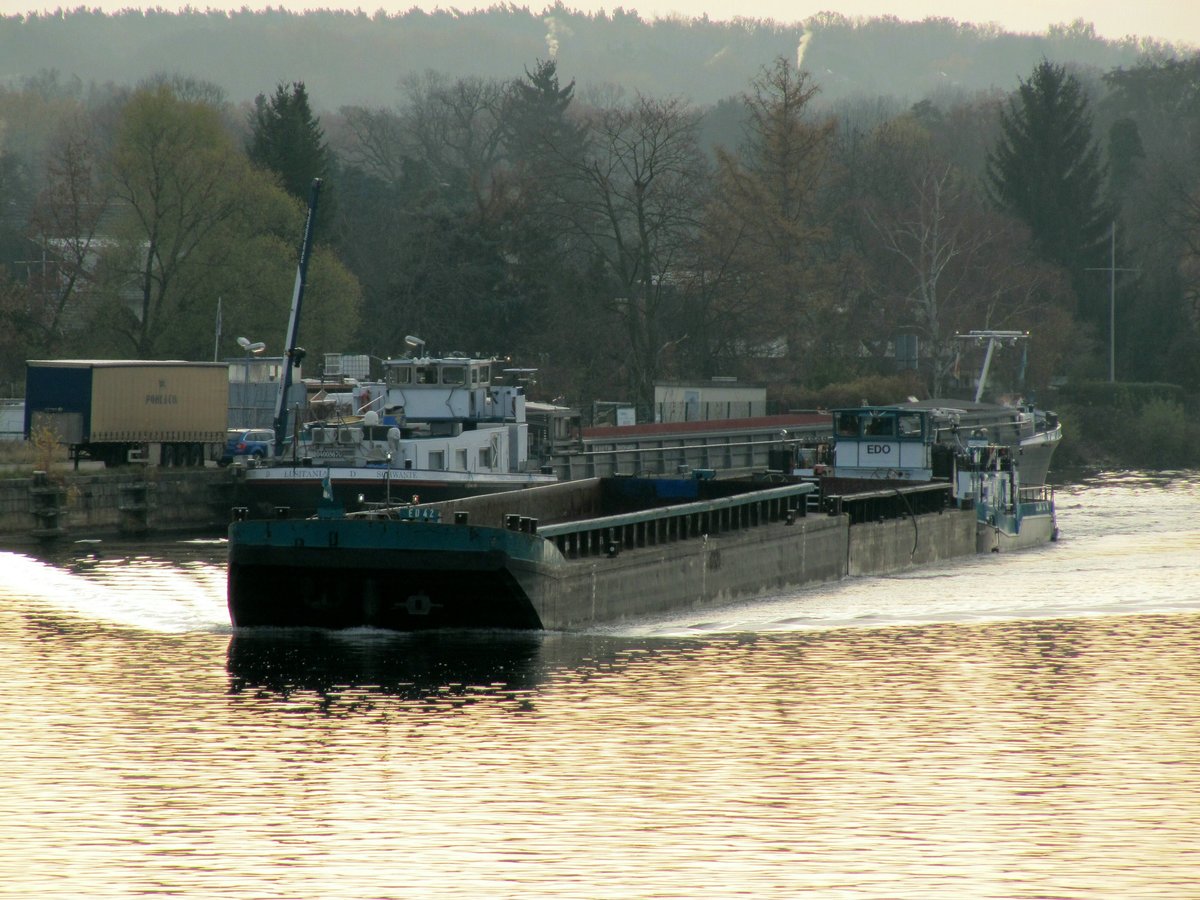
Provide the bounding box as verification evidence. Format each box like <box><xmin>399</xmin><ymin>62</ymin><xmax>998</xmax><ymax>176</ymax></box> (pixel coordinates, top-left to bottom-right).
<box><xmin>247</xmin><ymin>82</ymin><xmax>330</xmax><ymax>204</ymax></box>
<box><xmin>987</xmin><ymin>61</ymin><xmax>1110</xmax><ymax>323</ymax></box>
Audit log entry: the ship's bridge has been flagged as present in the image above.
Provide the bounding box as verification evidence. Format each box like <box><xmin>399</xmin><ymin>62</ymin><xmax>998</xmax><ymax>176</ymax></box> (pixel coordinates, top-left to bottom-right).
<box><xmin>382</xmin><ymin>356</ymin><xmax>525</xmax><ymax>423</ymax></box>
<box><xmin>831</xmin><ymin>406</ymin><xmax>935</xmax><ymax>480</ymax></box>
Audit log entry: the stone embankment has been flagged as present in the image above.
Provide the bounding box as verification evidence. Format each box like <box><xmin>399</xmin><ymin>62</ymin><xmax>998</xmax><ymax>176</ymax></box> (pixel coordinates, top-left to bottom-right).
<box><xmin>0</xmin><ymin>465</ymin><xmax>234</xmax><ymax>546</ymax></box>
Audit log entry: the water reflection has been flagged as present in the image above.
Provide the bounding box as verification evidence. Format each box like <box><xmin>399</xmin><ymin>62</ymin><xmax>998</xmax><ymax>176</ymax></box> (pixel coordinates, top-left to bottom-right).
<box><xmin>227</xmin><ymin>630</ymin><xmax>550</xmax><ymax>709</ymax></box>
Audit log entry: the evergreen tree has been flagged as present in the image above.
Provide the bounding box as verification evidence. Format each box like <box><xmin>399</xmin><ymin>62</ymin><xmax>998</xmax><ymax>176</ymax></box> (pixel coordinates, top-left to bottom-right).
<box><xmin>500</xmin><ymin>60</ymin><xmax>590</xmax><ymax>363</ymax></box>
<box><xmin>504</xmin><ymin>60</ymin><xmax>583</xmax><ymax>179</ymax></box>
<box><xmin>986</xmin><ymin>61</ymin><xmax>1110</xmax><ymax>324</ymax></box>
<box><xmin>247</xmin><ymin>82</ymin><xmax>330</xmax><ymax>203</ymax></box>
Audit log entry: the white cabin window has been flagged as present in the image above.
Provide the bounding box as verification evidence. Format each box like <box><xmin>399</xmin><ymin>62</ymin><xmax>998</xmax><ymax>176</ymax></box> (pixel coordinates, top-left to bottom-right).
<box><xmin>478</xmin><ymin>446</ymin><xmax>493</xmax><ymax>468</ymax></box>
<box><xmin>387</xmin><ymin>367</ymin><xmax>412</xmax><ymax>385</ymax></box>
<box><xmin>428</xmin><ymin>450</ymin><xmax>445</xmax><ymax>470</ymax></box>
<box><xmin>416</xmin><ymin>366</ymin><xmax>438</xmax><ymax>385</ymax></box>
<box><xmin>455</xmin><ymin>448</ymin><xmax>467</xmax><ymax>470</ymax></box>
<box><xmin>441</xmin><ymin>365</ymin><xmax>466</xmax><ymax>385</ymax></box>
<box><xmin>898</xmin><ymin>413</ymin><xmax>923</xmax><ymax>438</ymax></box>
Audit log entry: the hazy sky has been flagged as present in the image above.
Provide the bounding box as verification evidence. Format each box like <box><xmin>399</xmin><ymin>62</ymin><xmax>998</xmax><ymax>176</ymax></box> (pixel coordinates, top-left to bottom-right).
<box><xmin>1</xmin><ymin>0</ymin><xmax>1197</xmax><ymax>47</ymax></box>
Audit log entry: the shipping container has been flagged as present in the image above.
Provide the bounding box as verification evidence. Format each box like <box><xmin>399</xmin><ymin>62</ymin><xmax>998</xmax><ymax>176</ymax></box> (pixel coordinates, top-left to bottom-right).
<box><xmin>24</xmin><ymin>360</ymin><xmax>229</xmax><ymax>467</ymax></box>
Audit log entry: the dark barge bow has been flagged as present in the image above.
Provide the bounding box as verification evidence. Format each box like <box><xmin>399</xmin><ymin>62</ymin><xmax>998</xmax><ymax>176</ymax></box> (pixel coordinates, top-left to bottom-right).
<box><xmin>227</xmin><ymin>478</ymin><xmax>823</xmax><ymax>631</ymax></box>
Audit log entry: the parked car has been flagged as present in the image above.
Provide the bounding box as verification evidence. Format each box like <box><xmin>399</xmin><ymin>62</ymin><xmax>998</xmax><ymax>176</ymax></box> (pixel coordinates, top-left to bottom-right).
<box><xmin>219</xmin><ymin>428</ymin><xmax>275</xmax><ymax>466</ymax></box>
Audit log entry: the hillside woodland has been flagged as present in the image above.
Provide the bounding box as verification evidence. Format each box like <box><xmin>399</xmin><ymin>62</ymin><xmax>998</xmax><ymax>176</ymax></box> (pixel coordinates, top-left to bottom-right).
<box><xmin>1</xmin><ymin>8</ymin><xmax>1198</xmax><ymax>465</ymax></box>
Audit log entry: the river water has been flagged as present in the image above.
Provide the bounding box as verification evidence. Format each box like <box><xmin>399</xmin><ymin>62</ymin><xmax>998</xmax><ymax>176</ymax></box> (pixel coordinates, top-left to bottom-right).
<box><xmin>1</xmin><ymin>471</ymin><xmax>1198</xmax><ymax>899</ymax></box>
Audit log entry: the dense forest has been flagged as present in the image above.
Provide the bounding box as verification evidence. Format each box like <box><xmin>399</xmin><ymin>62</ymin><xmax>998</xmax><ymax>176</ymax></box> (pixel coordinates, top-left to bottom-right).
<box><xmin>0</xmin><ymin>7</ymin><xmax>1184</xmax><ymax>109</ymax></box>
<box><xmin>1</xmin><ymin>8</ymin><xmax>1199</xmax><ymax>464</ymax></box>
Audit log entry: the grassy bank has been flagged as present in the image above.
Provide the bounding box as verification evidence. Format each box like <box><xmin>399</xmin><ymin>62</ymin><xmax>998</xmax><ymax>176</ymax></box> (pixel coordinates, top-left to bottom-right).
<box><xmin>1050</xmin><ymin>382</ymin><xmax>1200</xmax><ymax>470</ymax></box>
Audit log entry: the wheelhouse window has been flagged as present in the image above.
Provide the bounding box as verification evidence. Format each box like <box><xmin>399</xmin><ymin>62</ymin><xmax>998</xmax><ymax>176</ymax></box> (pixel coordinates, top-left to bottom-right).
<box><xmin>863</xmin><ymin>414</ymin><xmax>895</xmax><ymax>437</ymax></box>
<box><xmin>897</xmin><ymin>413</ymin><xmax>923</xmax><ymax>439</ymax></box>
<box><xmin>441</xmin><ymin>365</ymin><xmax>466</xmax><ymax>385</ymax></box>
<box><xmin>836</xmin><ymin>412</ymin><xmax>861</xmax><ymax>438</ymax></box>
<box><xmin>387</xmin><ymin>366</ymin><xmax>412</xmax><ymax>385</ymax></box>
<box><xmin>415</xmin><ymin>366</ymin><xmax>438</xmax><ymax>385</ymax></box>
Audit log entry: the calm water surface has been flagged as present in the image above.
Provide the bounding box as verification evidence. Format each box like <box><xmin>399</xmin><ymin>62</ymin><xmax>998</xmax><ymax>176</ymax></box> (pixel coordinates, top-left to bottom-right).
<box><xmin>1</xmin><ymin>471</ymin><xmax>1198</xmax><ymax>899</ymax></box>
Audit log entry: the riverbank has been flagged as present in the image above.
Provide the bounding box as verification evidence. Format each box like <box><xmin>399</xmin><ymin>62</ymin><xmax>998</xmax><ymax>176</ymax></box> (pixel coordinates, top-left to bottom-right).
<box><xmin>1050</xmin><ymin>387</ymin><xmax>1200</xmax><ymax>470</ymax></box>
<box><xmin>0</xmin><ymin>465</ymin><xmax>232</xmax><ymax>546</ymax></box>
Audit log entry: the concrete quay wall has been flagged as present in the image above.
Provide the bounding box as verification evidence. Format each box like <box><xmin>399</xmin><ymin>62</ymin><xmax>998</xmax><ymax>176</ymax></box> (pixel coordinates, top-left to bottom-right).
<box><xmin>0</xmin><ymin>468</ymin><xmax>233</xmax><ymax>546</ymax></box>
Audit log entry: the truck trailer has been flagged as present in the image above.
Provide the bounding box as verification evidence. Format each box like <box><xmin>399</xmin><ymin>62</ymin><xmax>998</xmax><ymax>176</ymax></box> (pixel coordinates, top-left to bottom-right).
<box><xmin>24</xmin><ymin>360</ymin><xmax>229</xmax><ymax>467</ymax></box>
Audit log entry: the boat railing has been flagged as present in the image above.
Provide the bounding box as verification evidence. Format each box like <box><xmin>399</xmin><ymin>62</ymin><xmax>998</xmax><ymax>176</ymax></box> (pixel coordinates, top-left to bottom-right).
<box><xmin>549</xmin><ymin>428</ymin><xmax>831</xmax><ymax>480</ymax></box>
<box><xmin>537</xmin><ymin>482</ymin><xmax>818</xmax><ymax>560</ymax></box>
<box><xmin>1018</xmin><ymin>484</ymin><xmax>1054</xmax><ymax>504</ymax></box>
<box><xmin>822</xmin><ymin>482</ymin><xmax>955</xmax><ymax>525</ymax></box>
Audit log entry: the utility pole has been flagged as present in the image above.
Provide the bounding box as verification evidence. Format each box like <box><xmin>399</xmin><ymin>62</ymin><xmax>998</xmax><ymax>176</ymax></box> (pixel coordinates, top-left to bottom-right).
<box><xmin>1086</xmin><ymin>221</ymin><xmax>1139</xmax><ymax>383</ymax></box>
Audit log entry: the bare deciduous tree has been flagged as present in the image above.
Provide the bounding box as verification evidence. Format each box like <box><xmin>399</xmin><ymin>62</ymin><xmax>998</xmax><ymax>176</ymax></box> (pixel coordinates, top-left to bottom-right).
<box><xmin>565</xmin><ymin>94</ymin><xmax>707</xmax><ymax>408</ymax></box>
<box><xmin>27</xmin><ymin>118</ymin><xmax>110</xmax><ymax>353</ymax></box>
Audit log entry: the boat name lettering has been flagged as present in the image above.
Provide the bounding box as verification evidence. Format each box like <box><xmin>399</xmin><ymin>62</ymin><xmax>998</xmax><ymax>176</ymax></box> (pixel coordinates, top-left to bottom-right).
<box><xmin>144</xmin><ymin>393</ymin><xmax>178</xmax><ymax>405</ymax></box>
<box><xmin>866</xmin><ymin>444</ymin><xmax>893</xmax><ymax>455</ymax></box>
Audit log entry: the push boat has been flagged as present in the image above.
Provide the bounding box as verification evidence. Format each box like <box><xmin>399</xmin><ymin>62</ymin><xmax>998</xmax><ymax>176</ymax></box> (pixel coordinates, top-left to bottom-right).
<box><xmin>226</xmin><ymin>405</ymin><xmax>1056</xmax><ymax>631</ymax></box>
<box><xmin>898</xmin><ymin>329</ymin><xmax>1062</xmax><ymax>487</ymax></box>
<box><xmin>231</xmin><ymin>178</ymin><xmax>555</xmax><ymax>517</ymax></box>
<box><xmin>830</xmin><ymin>404</ymin><xmax>1057</xmax><ymax>553</ymax></box>
<box><xmin>235</xmin><ymin>353</ymin><xmax>556</xmax><ymax>516</ymax></box>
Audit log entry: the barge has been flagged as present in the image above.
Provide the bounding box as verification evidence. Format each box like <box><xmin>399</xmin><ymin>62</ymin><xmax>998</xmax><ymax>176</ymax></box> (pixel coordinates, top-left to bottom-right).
<box><xmin>230</xmin><ymin>476</ymin><xmax>826</xmax><ymax>630</ymax></box>
<box><xmin>227</xmin><ymin>471</ymin><xmax>977</xmax><ymax>631</ymax></box>
<box><xmin>226</xmin><ymin>404</ymin><xmax>1054</xmax><ymax>632</ymax></box>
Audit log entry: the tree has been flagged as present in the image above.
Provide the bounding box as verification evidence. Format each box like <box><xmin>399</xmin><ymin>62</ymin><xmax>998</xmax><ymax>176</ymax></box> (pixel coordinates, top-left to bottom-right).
<box><xmin>861</xmin><ymin>119</ymin><xmax>1073</xmax><ymax>397</ymax></box>
<box><xmin>564</xmin><ymin>94</ymin><xmax>707</xmax><ymax>409</ymax></box>
<box><xmin>986</xmin><ymin>60</ymin><xmax>1110</xmax><ymax>324</ymax></box>
<box><xmin>0</xmin><ymin>271</ymin><xmax>37</xmax><ymax>389</ymax></box>
<box><xmin>707</xmin><ymin>57</ymin><xmax>841</xmax><ymax>381</ymax></box>
<box><xmin>504</xmin><ymin>60</ymin><xmax>586</xmax><ymax>206</ymax></box>
<box><xmin>26</xmin><ymin>116</ymin><xmax>111</xmax><ymax>356</ymax></box>
<box><xmin>247</xmin><ymin>82</ymin><xmax>331</xmax><ymax>203</ymax></box>
<box><xmin>499</xmin><ymin>60</ymin><xmax>593</xmax><ymax>373</ymax></box>
<box><xmin>100</xmin><ymin>84</ymin><xmax>360</xmax><ymax>361</ymax></box>
<box><xmin>102</xmin><ymin>85</ymin><xmax>260</xmax><ymax>355</ymax></box>
<box><xmin>1101</xmin><ymin>56</ymin><xmax>1200</xmax><ymax>385</ymax></box>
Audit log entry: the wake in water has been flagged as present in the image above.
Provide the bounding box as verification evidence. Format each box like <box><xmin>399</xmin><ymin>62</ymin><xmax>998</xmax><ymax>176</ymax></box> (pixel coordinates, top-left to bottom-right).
<box><xmin>0</xmin><ymin>539</ymin><xmax>230</xmax><ymax>633</ymax></box>
<box><xmin>614</xmin><ymin>471</ymin><xmax>1200</xmax><ymax>636</ymax></box>
<box><xmin>3</xmin><ymin>472</ymin><xmax>1199</xmax><ymax>638</ymax></box>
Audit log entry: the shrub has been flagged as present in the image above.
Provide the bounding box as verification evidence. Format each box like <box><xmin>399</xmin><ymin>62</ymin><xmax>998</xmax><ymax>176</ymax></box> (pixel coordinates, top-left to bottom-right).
<box><xmin>1055</xmin><ymin>380</ymin><xmax>1184</xmax><ymax>409</ymax></box>
<box><xmin>1131</xmin><ymin>398</ymin><xmax>1199</xmax><ymax>468</ymax></box>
